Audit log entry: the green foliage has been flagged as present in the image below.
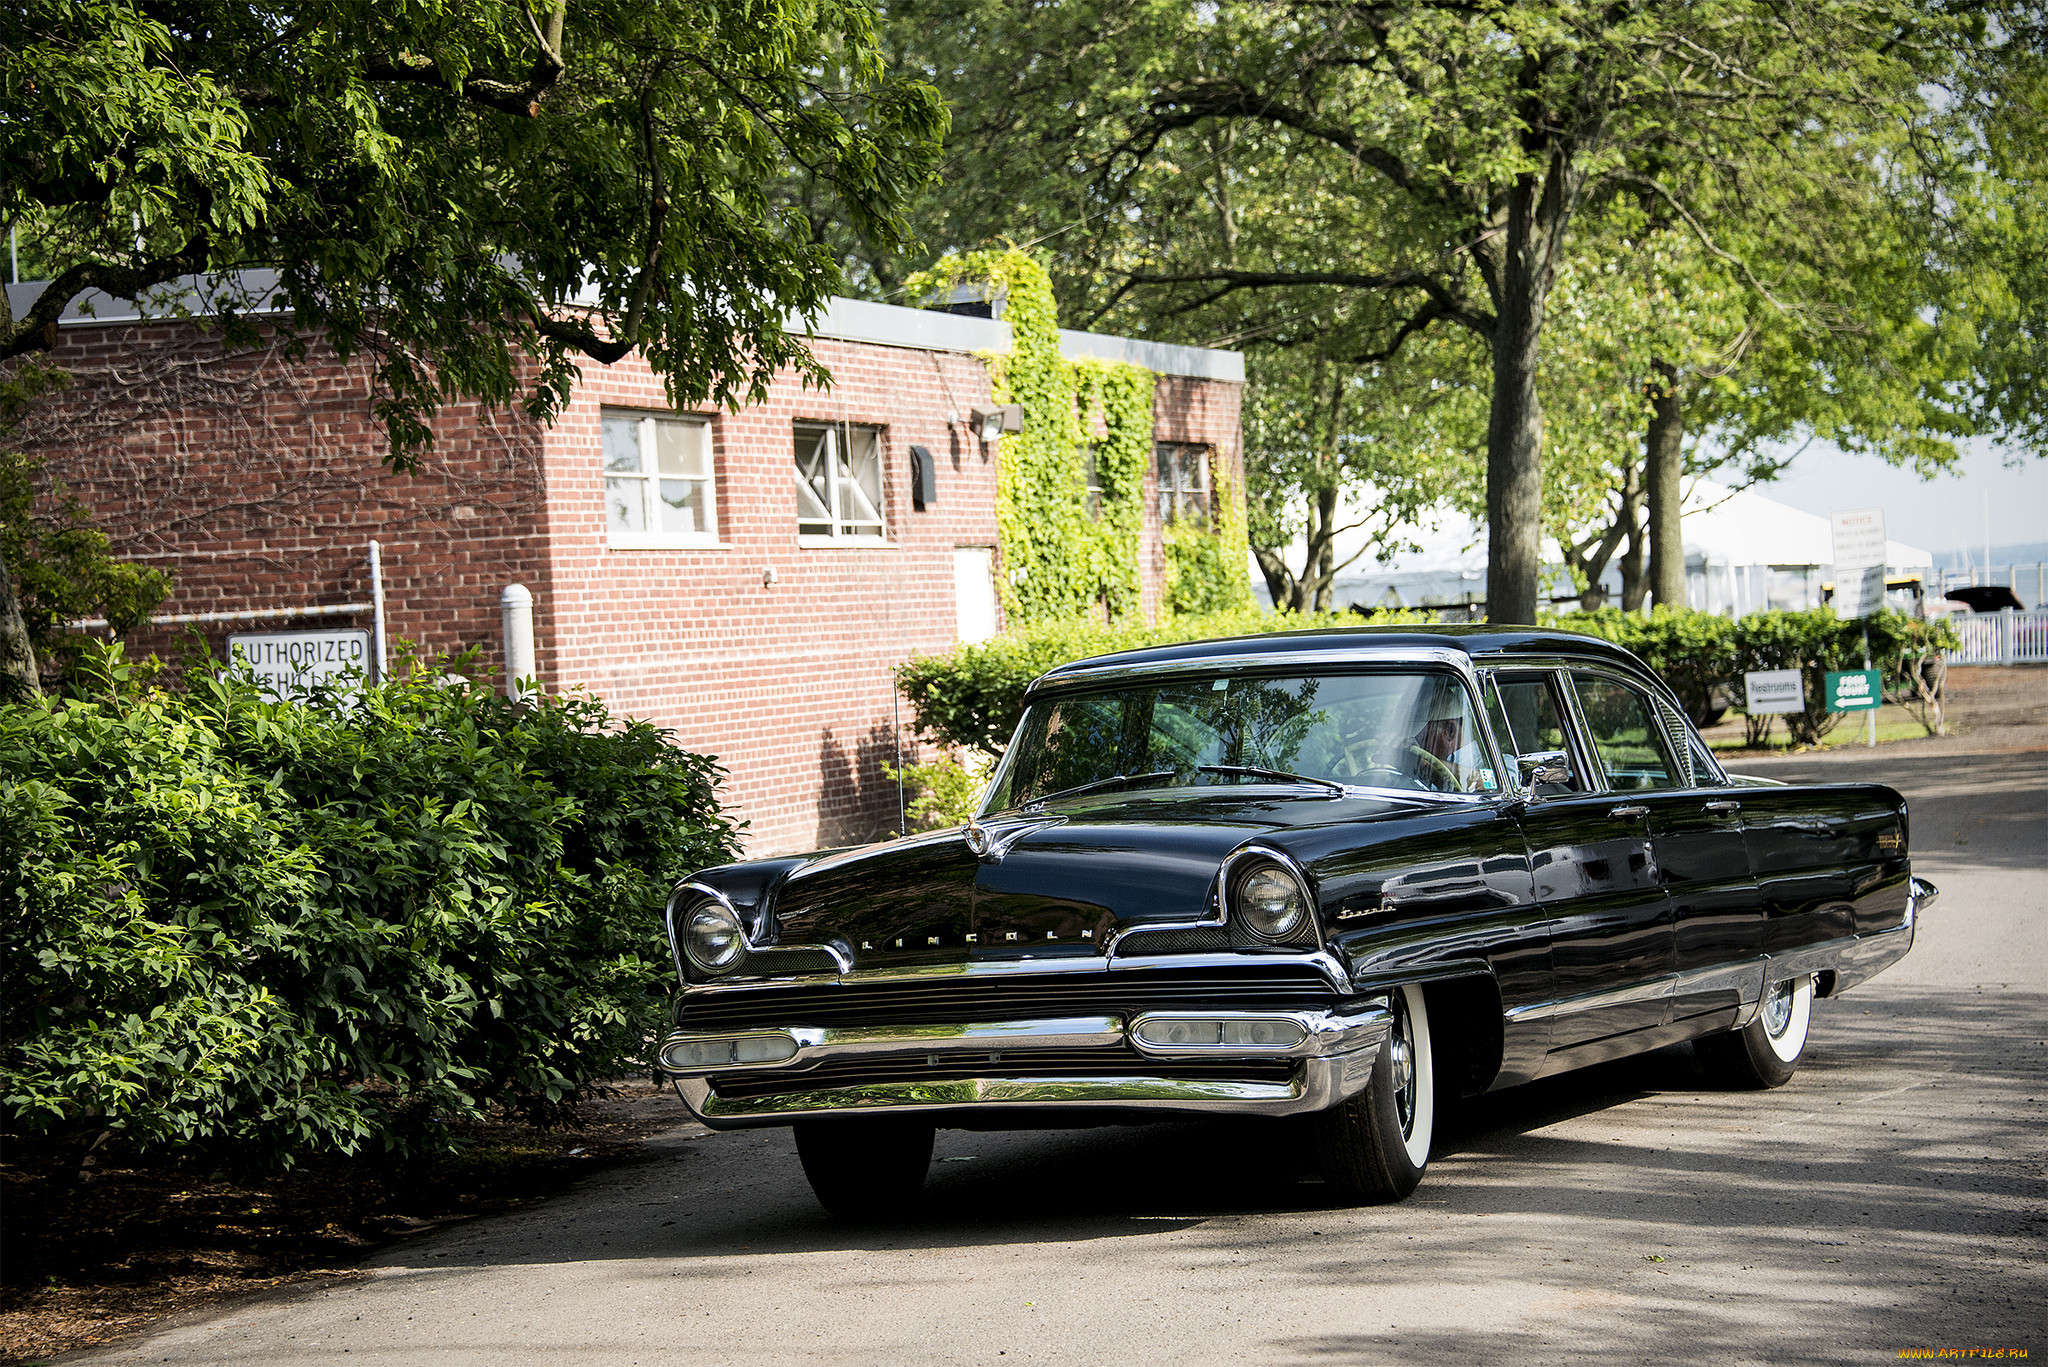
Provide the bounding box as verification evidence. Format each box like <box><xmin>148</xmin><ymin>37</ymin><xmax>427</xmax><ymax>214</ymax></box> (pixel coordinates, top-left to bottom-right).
<box><xmin>881</xmin><ymin>756</ymin><xmax>985</xmax><ymax>830</ymax></box>
<box><xmin>896</xmin><ymin>605</ymin><xmax>1421</xmax><ymax>759</ymax></box>
<box><xmin>0</xmin><ymin>646</ymin><xmax>741</xmax><ymax>1167</ymax></box>
<box><xmin>2</xmin><ymin>0</ymin><xmax>947</xmax><ymax>466</ymax></box>
<box><xmin>1565</xmin><ymin>607</ymin><xmax>1739</xmax><ymax>726</ymax></box>
<box><xmin>912</xmin><ymin>249</ymin><xmax>1158</xmax><ymax>624</ymax></box>
<box><xmin>1561</xmin><ymin>606</ymin><xmax>1961</xmax><ymax>747</ymax></box>
<box><xmin>2</xmin><ymin>448</ymin><xmax>172</xmax><ymax>675</ymax></box>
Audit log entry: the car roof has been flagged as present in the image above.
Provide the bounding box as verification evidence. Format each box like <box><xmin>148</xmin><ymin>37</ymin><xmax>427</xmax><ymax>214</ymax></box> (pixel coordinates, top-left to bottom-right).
<box><xmin>1031</xmin><ymin>624</ymin><xmax>1653</xmax><ymax>690</ymax></box>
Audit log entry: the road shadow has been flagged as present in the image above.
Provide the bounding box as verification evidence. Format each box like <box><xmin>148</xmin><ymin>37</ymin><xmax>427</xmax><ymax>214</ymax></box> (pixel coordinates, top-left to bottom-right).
<box><xmin>383</xmin><ymin>981</ymin><xmax>2043</xmax><ymax>1279</ymax></box>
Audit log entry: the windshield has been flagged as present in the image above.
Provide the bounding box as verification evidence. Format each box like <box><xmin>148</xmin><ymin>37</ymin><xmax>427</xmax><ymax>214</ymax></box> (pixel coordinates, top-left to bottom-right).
<box><xmin>985</xmin><ymin>670</ymin><xmax>1501</xmax><ymax>811</ymax></box>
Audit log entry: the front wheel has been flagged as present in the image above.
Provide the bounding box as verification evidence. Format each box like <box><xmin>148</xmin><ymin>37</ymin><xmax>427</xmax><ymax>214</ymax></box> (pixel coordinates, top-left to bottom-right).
<box><xmin>1313</xmin><ymin>982</ymin><xmax>1434</xmax><ymax>1203</ymax></box>
<box><xmin>1696</xmin><ymin>973</ymin><xmax>1814</xmax><ymax>1088</ymax></box>
<box><xmin>795</xmin><ymin>1117</ymin><xmax>934</xmax><ymax>1220</ymax></box>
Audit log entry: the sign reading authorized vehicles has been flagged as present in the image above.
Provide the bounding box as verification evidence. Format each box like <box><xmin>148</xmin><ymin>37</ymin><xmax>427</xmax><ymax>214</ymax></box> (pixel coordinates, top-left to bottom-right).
<box><xmin>1825</xmin><ymin>669</ymin><xmax>1882</xmax><ymax>711</ymax></box>
<box><xmin>228</xmin><ymin>628</ymin><xmax>373</xmax><ymax>699</ymax></box>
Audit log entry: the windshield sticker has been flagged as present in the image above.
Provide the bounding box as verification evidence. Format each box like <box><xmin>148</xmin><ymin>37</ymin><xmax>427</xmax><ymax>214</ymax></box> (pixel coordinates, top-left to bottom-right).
<box><xmin>1479</xmin><ymin>768</ymin><xmax>1498</xmax><ymax>790</ymax></box>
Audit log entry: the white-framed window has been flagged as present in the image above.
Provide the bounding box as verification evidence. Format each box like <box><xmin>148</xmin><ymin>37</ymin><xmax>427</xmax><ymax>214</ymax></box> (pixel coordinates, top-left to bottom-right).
<box><xmin>602</xmin><ymin>410</ymin><xmax>719</xmax><ymax>547</ymax></box>
<box><xmin>794</xmin><ymin>422</ymin><xmax>887</xmax><ymax>541</ymax></box>
<box><xmin>1080</xmin><ymin>444</ymin><xmax>1104</xmax><ymax>521</ymax></box>
<box><xmin>1157</xmin><ymin>441</ymin><xmax>1213</xmax><ymax>526</ymax></box>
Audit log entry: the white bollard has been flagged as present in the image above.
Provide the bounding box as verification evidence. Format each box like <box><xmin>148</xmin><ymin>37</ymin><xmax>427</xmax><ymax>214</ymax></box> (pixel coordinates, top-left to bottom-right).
<box><xmin>500</xmin><ymin>584</ymin><xmax>536</xmax><ymax>699</ymax></box>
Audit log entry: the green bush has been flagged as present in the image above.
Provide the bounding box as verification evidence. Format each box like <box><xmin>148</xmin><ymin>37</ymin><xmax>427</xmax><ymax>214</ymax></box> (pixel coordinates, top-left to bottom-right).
<box><xmin>0</xmin><ymin>647</ymin><xmax>740</xmax><ymax>1168</ymax></box>
<box><xmin>1565</xmin><ymin>607</ymin><xmax>1739</xmax><ymax>726</ymax></box>
<box><xmin>1557</xmin><ymin>605</ymin><xmax>1960</xmax><ymax>747</ymax></box>
<box><xmin>881</xmin><ymin>756</ymin><xmax>986</xmax><ymax>830</ymax></box>
<box><xmin>895</xmin><ymin>606</ymin><xmax>1420</xmax><ymax>759</ymax></box>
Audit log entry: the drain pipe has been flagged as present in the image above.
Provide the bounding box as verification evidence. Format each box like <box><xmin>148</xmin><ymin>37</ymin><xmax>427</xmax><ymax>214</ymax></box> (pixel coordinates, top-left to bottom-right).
<box><xmin>500</xmin><ymin>584</ymin><xmax>535</xmax><ymax>700</ymax></box>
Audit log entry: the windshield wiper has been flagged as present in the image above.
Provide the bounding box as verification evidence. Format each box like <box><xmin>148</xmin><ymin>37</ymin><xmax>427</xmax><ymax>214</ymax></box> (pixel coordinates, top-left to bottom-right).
<box><xmin>1198</xmin><ymin>764</ymin><xmax>1349</xmax><ymax>796</ymax></box>
<box><xmin>1026</xmin><ymin>770</ymin><xmax>1180</xmax><ymax>808</ymax></box>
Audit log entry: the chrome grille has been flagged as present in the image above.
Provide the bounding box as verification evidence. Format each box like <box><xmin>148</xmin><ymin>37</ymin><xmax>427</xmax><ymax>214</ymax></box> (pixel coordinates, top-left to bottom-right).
<box><xmin>676</xmin><ymin>965</ymin><xmax>1338</xmax><ymax>1033</ymax></box>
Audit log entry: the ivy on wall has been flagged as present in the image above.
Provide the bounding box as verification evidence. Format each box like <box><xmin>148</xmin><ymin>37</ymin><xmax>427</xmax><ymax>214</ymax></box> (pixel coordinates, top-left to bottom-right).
<box><xmin>1164</xmin><ymin>457</ymin><xmax>1254</xmax><ymax>617</ymax></box>
<box><xmin>908</xmin><ymin>247</ymin><xmax>1249</xmax><ymax>626</ymax></box>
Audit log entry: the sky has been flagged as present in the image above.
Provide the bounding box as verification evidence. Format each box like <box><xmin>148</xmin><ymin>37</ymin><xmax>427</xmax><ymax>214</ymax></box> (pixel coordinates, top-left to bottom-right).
<box><xmin>1744</xmin><ymin>436</ymin><xmax>2048</xmax><ymax>567</ymax></box>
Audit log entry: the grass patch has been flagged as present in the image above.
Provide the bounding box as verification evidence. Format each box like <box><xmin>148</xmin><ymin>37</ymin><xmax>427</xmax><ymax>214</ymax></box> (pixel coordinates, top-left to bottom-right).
<box><xmin>1708</xmin><ymin>704</ymin><xmax>1937</xmax><ymax>754</ymax></box>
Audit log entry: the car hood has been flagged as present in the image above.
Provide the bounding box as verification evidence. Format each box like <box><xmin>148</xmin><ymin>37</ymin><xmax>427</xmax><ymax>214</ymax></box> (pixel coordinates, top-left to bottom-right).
<box><xmin>741</xmin><ymin>790</ymin><xmax>1439</xmax><ymax>971</ymax></box>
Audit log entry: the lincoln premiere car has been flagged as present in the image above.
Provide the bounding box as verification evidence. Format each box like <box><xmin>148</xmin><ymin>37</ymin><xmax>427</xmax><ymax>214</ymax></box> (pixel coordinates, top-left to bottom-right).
<box><xmin>658</xmin><ymin>627</ymin><xmax>1931</xmax><ymax>1216</ymax></box>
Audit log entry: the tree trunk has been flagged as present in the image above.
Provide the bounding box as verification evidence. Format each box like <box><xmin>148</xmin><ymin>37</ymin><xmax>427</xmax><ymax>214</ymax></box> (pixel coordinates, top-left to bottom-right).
<box><xmin>1480</xmin><ymin>166</ymin><xmax>1568</xmax><ymax>627</ymax></box>
<box><xmin>0</xmin><ymin>556</ymin><xmax>41</xmax><ymax>698</ymax></box>
<box><xmin>1644</xmin><ymin>359</ymin><xmax>1686</xmax><ymax>611</ymax></box>
<box><xmin>1619</xmin><ymin>460</ymin><xmax>1648</xmax><ymax>612</ymax></box>
<box><xmin>1485</xmin><ymin>317</ymin><xmax>1545</xmax><ymax>624</ymax></box>
<box><xmin>1311</xmin><ymin>493</ymin><xmax>1337</xmax><ymax>612</ymax></box>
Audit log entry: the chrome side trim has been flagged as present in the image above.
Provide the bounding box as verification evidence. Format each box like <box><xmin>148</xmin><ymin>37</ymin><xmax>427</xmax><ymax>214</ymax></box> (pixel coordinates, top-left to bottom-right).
<box><xmin>1503</xmin><ymin>972</ymin><xmax>1675</xmax><ymax>1024</ymax></box>
<box><xmin>1507</xmin><ymin>903</ymin><xmax>1920</xmax><ymax>1030</ymax></box>
<box><xmin>1669</xmin><ymin>957</ymin><xmax>1768</xmax><ymax>1007</ymax></box>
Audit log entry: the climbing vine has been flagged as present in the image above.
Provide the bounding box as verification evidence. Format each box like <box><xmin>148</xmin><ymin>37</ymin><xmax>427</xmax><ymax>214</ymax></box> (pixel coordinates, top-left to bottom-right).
<box><xmin>908</xmin><ymin>247</ymin><xmax>1245</xmax><ymax>626</ymax></box>
<box><xmin>1163</xmin><ymin>453</ymin><xmax>1254</xmax><ymax>617</ymax></box>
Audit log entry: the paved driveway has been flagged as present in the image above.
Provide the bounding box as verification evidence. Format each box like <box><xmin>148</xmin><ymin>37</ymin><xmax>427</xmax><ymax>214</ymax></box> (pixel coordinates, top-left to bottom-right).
<box><xmin>83</xmin><ymin>752</ymin><xmax>2045</xmax><ymax>1366</ymax></box>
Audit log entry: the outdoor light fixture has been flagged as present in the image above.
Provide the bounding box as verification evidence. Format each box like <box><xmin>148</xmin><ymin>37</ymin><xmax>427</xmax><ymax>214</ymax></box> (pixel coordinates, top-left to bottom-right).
<box><xmin>969</xmin><ymin>404</ymin><xmax>1024</xmax><ymax>443</ymax></box>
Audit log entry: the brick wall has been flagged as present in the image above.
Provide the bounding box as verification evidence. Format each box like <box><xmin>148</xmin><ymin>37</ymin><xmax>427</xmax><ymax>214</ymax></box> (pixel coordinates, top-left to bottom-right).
<box><xmin>25</xmin><ymin>318</ymin><xmax>1245</xmax><ymax>856</ymax></box>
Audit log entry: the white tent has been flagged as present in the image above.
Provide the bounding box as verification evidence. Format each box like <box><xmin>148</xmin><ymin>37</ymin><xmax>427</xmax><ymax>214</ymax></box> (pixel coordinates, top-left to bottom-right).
<box><xmin>1250</xmin><ymin>480</ymin><xmax>1932</xmax><ymax>616</ymax></box>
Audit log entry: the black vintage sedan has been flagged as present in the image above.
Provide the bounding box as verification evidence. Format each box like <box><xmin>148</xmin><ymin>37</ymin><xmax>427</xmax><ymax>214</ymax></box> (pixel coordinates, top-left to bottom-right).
<box><xmin>658</xmin><ymin>627</ymin><xmax>1931</xmax><ymax>1215</ymax></box>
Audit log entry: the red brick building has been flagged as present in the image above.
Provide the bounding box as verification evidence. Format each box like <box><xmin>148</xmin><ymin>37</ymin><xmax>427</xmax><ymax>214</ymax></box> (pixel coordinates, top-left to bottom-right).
<box><xmin>11</xmin><ymin>280</ymin><xmax>1246</xmax><ymax>853</ymax></box>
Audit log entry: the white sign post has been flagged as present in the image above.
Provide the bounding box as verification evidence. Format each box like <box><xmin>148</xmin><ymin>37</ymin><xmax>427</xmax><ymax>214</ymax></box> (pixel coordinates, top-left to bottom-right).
<box><xmin>229</xmin><ymin>628</ymin><xmax>374</xmax><ymax>700</ymax></box>
<box><xmin>1830</xmin><ymin>508</ymin><xmax>1887</xmax><ymax>747</ymax></box>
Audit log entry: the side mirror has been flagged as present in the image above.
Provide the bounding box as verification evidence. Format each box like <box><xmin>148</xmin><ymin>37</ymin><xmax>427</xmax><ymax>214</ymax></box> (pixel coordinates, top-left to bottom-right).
<box><xmin>1517</xmin><ymin>750</ymin><xmax>1573</xmax><ymax>790</ymax></box>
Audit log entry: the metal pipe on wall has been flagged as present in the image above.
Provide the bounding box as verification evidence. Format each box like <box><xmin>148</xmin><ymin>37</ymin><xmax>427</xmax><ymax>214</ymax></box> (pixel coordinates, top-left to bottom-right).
<box><xmin>368</xmin><ymin>540</ymin><xmax>388</xmax><ymax>683</ymax></box>
<box><xmin>500</xmin><ymin>584</ymin><xmax>535</xmax><ymax>700</ymax></box>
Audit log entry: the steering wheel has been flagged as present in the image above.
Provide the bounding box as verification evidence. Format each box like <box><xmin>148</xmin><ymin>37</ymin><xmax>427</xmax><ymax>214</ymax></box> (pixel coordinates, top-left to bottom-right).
<box><xmin>1355</xmin><ymin>763</ymin><xmax>1415</xmax><ymax>788</ymax></box>
<box><xmin>1405</xmin><ymin>744</ymin><xmax>1462</xmax><ymax>792</ymax></box>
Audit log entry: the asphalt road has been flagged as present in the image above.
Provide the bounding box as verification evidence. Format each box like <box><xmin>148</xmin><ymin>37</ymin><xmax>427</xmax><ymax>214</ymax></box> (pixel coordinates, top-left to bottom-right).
<box><xmin>84</xmin><ymin>751</ymin><xmax>2046</xmax><ymax>1366</ymax></box>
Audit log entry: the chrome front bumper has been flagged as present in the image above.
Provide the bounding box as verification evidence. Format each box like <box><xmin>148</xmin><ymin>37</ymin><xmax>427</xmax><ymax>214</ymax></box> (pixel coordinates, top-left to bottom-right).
<box><xmin>660</xmin><ymin>1003</ymin><xmax>1394</xmax><ymax>1129</ymax></box>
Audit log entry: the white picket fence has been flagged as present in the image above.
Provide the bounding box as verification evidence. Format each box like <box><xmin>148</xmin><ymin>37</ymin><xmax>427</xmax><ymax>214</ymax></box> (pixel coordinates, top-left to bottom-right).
<box><xmin>1947</xmin><ymin>609</ymin><xmax>2048</xmax><ymax>666</ymax></box>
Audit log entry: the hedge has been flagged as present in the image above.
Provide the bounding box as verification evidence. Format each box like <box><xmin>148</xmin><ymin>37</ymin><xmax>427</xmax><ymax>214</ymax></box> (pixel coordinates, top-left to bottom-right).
<box><xmin>1560</xmin><ymin>606</ymin><xmax>1958</xmax><ymax>745</ymax></box>
<box><xmin>0</xmin><ymin>647</ymin><xmax>740</xmax><ymax>1168</ymax></box>
<box><xmin>894</xmin><ymin>606</ymin><xmax>1422</xmax><ymax>761</ymax></box>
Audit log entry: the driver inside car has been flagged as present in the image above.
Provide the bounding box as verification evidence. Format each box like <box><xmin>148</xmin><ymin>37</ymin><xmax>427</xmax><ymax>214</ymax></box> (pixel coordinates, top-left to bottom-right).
<box><xmin>1403</xmin><ymin>689</ymin><xmax>1479</xmax><ymax>792</ymax></box>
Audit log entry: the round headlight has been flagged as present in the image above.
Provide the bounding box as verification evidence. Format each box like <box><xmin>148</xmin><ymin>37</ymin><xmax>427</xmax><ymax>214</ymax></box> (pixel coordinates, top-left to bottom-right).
<box><xmin>684</xmin><ymin>899</ymin><xmax>745</xmax><ymax>971</ymax></box>
<box><xmin>1235</xmin><ymin>864</ymin><xmax>1307</xmax><ymax>941</ymax></box>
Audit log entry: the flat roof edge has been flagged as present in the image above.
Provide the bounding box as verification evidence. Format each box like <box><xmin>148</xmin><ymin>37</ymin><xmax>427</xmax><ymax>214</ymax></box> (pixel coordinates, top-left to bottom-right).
<box><xmin>12</xmin><ymin>274</ymin><xmax>1246</xmax><ymax>383</ymax></box>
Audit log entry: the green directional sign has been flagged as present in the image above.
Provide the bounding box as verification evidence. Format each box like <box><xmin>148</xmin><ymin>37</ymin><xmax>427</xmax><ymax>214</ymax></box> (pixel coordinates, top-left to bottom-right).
<box><xmin>1825</xmin><ymin>669</ymin><xmax>1882</xmax><ymax>711</ymax></box>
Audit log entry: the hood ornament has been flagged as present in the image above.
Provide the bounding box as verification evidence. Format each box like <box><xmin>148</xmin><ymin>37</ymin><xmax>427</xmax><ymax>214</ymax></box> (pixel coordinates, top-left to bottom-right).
<box><xmin>962</xmin><ymin>812</ymin><xmax>1064</xmax><ymax>864</ymax></box>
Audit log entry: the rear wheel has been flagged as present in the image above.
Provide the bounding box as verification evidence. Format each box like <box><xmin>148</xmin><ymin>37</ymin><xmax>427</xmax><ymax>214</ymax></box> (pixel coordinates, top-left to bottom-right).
<box><xmin>794</xmin><ymin>1117</ymin><xmax>934</xmax><ymax>1220</ymax></box>
<box><xmin>1697</xmin><ymin>973</ymin><xmax>1814</xmax><ymax>1089</ymax></box>
<box><xmin>1313</xmin><ymin>982</ymin><xmax>1434</xmax><ymax>1203</ymax></box>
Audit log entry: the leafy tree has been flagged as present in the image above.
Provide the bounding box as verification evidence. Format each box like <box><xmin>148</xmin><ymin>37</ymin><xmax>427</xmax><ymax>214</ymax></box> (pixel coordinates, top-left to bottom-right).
<box><xmin>0</xmin><ymin>364</ymin><xmax>169</xmax><ymax>698</ymax></box>
<box><xmin>873</xmin><ymin>0</ymin><xmax>1994</xmax><ymax>622</ymax></box>
<box><xmin>2</xmin><ymin>0</ymin><xmax>947</xmax><ymax>468</ymax></box>
<box><xmin>1242</xmin><ymin>348</ymin><xmax>1478</xmax><ymax>612</ymax></box>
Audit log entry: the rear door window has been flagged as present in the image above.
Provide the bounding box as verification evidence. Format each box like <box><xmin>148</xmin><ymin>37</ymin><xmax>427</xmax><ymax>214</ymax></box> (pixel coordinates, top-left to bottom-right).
<box><xmin>1570</xmin><ymin>673</ymin><xmax>1682</xmax><ymax>791</ymax></box>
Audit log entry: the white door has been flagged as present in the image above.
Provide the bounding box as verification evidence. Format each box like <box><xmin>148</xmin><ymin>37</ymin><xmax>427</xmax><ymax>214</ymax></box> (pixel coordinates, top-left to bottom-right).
<box><xmin>952</xmin><ymin>547</ymin><xmax>999</xmax><ymax>643</ymax></box>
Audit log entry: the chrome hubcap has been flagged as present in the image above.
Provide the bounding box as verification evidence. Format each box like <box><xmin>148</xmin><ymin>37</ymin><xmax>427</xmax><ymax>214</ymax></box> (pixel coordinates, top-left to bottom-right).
<box><xmin>1391</xmin><ymin>996</ymin><xmax>1416</xmax><ymax>1136</ymax></box>
<box><xmin>1763</xmin><ymin>980</ymin><xmax>1795</xmax><ymax>1038</ymax></box>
